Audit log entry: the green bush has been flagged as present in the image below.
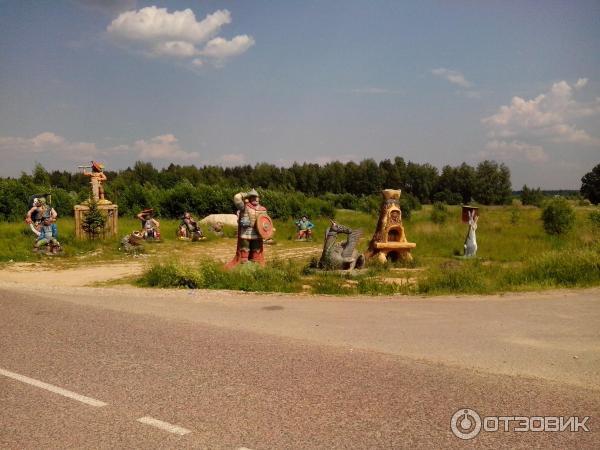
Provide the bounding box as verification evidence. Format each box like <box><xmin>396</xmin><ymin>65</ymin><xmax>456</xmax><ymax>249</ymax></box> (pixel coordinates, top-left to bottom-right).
<box><xmin>400</xmin><ymin>192</ymin><xmax>421</xmax><ymax>219</ymax></box>
<box><xmin>430</xmin><ymin>202</ymin><xmax>448</xmax><ymax>224</ymax></box>
<box><xmin>541</xmin><ymin>197</ymin><xmax>575</xmax><ymax>235</ymax></box>
<box><xmin>521</xmin><ymin>185</ymin><xmax>545</xmax><ymax>207</ymax></box>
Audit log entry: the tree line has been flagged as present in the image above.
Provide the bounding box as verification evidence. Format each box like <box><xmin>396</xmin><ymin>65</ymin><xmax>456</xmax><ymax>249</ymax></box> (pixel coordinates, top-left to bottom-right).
<box><xmin>31</xmin><ymin>157</ymin><xmax>512</xmax><ymax>204</ymax></box>
<box><xmin>1</xmin><ymin>158</ymin><xmax>514</xmax><ymax>221</ymax></box>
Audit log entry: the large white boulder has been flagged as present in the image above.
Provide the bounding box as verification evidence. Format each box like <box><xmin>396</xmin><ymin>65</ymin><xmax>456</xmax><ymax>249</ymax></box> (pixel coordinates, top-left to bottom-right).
<box><xmin>200</xmin><ymin>214</ymin><xmax>238</xmax><ymax>228</ymax></box>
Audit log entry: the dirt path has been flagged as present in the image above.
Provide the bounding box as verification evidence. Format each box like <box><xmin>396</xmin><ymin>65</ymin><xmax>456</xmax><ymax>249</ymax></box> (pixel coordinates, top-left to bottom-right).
<box><xmin>0</xmin><ymin>241</ymin><xmax>322</xmax><ymax>287</ymax></box>
<box><xmin>0</xmin><ymin>262</ymin><xmax>143</xmax><ymax>286</ymax></box>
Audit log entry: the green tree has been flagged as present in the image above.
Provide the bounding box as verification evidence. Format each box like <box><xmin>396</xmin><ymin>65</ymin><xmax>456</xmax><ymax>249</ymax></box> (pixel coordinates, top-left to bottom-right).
<box><xmin>405</xmin><ymin>162</ymin><xmax>438</xmax><ymax>203</ymax></box>
<box><xmin>580</xmin><ymin>163</ymin><xmax>600</xmax><ymax>204</ymax></box>
<box><xmin>473</xmin><ymin>160</ymin><xmax>512</xmax><ymax>205</ymax></box>
<box><xmin>32</xmin><ymin>163</ymin><xmax>51</xmax><ymax>186</ymax></box>
<box><xmin>81</xmin><ymin>197</ymin><xmax>107</xmax><ymax>239</ymax></box>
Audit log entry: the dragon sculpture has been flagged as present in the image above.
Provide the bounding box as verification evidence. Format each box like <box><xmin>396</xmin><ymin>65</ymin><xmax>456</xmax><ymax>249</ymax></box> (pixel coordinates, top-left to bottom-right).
<box><xmin>318</xmin><ymin>221</ymin><xmax>365</xmax><ymax>270</ymax></box>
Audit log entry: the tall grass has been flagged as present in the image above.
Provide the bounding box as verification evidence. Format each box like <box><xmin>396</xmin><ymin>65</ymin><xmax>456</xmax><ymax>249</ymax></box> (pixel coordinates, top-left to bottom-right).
<box><xmin>419</xmin><ymin>245</ymin><xmax>600</xmax><ymax>294</ymax></box>
<box><xmin>138</xmin><ymin>259</ymin><xmax>303</xmax><ymax>292</ymax></box>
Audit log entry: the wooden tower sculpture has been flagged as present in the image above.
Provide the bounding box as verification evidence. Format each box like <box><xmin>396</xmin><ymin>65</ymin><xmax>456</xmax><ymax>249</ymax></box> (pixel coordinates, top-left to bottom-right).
<box><xmin>366</xmin><ymin>189</ymin><xmax>416</xmax><ymax>263</ymax></box>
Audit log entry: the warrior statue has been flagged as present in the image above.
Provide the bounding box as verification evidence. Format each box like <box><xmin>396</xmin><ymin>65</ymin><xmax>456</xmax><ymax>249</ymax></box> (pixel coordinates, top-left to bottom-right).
<box><xmin>318</xmin><ymin>221</ymin><xmax>365</xmax><ymax>270</ymax></box>
<box><xmin>225</xmin><ymin>189</ymin><xmax>274</xmax><ymax>268</ymax></box>
<box><xmin>464</xmin><ymin>209</ymin><xmax>478</xmax><ymax>257</ymax></box>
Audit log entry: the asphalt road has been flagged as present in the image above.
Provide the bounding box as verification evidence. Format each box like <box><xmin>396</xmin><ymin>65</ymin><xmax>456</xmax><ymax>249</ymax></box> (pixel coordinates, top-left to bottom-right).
<box><xmin>1</xmin><ymin>284</ymin><xmax>599</xmax><ymax>448</ymax></box>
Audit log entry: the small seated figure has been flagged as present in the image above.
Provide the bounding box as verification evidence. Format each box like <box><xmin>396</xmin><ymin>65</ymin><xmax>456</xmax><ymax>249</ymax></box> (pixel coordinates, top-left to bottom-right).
<box><xmin>137</xmin><ymin>208</ymin><xmax>161</xmax><ymax>241</ymax></box>
<box><xmin>295</xmin><ymin>216</ymin><xmax>314</xmax><ymax>240</ymax></box>
<box><xmin>34</xmin><ymin>218</ymin><xmax>61</xmax><ymax>254</ymax></box>
<box><xmin>177</xmin><ymin>212</ymin><xmax>205</xmax><ymax>241</ymax></box>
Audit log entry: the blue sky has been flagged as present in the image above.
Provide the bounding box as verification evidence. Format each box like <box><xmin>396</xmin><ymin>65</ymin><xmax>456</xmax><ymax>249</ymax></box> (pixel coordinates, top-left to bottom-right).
<box><xmin>1</xmin><ymin>0</ymin><xmax>599</xmax><ymax>188</ymax></box>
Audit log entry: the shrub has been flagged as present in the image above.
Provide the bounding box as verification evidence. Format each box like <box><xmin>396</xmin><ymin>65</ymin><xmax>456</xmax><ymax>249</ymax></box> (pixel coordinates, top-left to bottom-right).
<box><xmin>521</xmin><ymin>184</ymin><xmax>545</xmax><ymax>207</ymax></box>
<box><xmin>430</xmin><ymin>202</ymin><xmax>448</xmax><ymax>224</ymax></box>
<box><xmin>400</xmin><ymin>193</ymin><xmax>421</xmax><ymax>219</ymax></box>
<box><xmin>541</xmin><ymin>197</ymin><xmax>575</xmax><ymax>235</ymax></box>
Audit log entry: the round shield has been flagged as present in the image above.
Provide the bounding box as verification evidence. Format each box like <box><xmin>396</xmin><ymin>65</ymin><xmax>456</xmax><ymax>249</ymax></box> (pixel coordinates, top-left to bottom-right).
<box><xmin>256</xmin><ymin>214</ymin><xmax>274</xmax><ymax>239</ymax></box>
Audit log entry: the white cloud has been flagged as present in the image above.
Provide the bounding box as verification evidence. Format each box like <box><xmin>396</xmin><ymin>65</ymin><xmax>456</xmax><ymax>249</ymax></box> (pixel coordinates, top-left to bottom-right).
<box><xmin>431</xmin><ymin>68</ymin><xmax>472</xmax><ymax>88</ymax></box>
<box><xmin>133</xmin><ymin>134</ymin><xmax>199</xmax><ymax>160</ymax></box>
<box><xmin>482</xmin><ymin>79</ymin><xmax>600</xmax><ymax>146</ymax></box>
<box><xmin>0</xmin><ymin>132</ymin><xmax>200</xmax><ymax>171</ymax></box>
<box><xmin>198</xmin><ymin>35</ymin><xmax>255</xmax><ymax>61</ymax></box>
<box><xmin>107</xmin><ymin>6</ymin><xmax>253</xmax><ymax>67</ymax></box>
<box><xmin>31</xmin><ymin>132</ymin><xmax>66</xmax><ymax>148</ymax></box>
<box><xmin>0</xmin><ymin>132</ymin><xmax>97</xmax><ymax>157</ymax></box>
<box><xmin>108</xmin><ymin>7</ymin><xmax>230</xmax><ymax>45</ymax></box>
<box><xmin>152</xmin><ymin>41</ymin><xmax>197</xmax><ymax>58</ymax></box>
<box><xmin>481</xmin><ymin>140</ymin><xmax>548</xmax><ymax>163</ymax></box>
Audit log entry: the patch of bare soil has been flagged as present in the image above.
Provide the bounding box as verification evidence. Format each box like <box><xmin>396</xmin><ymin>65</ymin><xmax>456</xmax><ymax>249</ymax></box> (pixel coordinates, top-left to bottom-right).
<box><xmin>0</xmin><ymin>262</ymin><xmax>144</xmax><ymax>287</ymax></box>
<box><xmin>0</xmin><ymin>240</ymin><xmax>322</xmax><ymax>288</ymax></box>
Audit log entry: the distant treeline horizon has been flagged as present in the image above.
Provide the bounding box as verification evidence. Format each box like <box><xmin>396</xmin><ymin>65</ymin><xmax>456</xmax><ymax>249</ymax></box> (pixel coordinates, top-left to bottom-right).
<box><xmin>6</xmin><ymin>157</ymin><xmax>515</xmax><ymax>202</ymax></box>
<box><xmin>0</xmin><ymin>157</ymin><xmax>577</xmax><ymax>221</ymax></box>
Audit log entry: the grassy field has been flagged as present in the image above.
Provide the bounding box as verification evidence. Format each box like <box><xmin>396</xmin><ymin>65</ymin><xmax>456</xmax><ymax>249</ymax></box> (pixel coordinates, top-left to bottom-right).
<box><xmin>2</xmin><ymin>203</ymin><xmax>599</xmax><ymax>295</ymax></box>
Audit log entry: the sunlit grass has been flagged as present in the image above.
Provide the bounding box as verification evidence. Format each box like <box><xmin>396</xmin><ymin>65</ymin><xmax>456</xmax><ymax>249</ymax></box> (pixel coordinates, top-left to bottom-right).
<box><xmin>2</xmin><ymin>202</ymin><xmax>600</xmax><ymax>295</ymax></box>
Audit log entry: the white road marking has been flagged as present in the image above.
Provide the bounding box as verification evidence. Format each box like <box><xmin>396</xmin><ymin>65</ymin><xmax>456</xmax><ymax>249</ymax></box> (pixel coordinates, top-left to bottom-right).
<box><xmin>137</xmin><ymin>416</ymin><xmax>192</xmax><ymax>436</ymax></box>
<box><xmin>0</xmin><ymin>367</ymin><xmax>108</xmax><ymax>407</ymax></box>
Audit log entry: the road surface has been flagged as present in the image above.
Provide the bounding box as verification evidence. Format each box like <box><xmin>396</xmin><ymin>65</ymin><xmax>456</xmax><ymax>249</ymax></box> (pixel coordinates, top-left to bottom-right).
<box><xmin>1</xmin><ymin>282</ymin><xmax>599</xmax><ymax>448</ymax></box>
